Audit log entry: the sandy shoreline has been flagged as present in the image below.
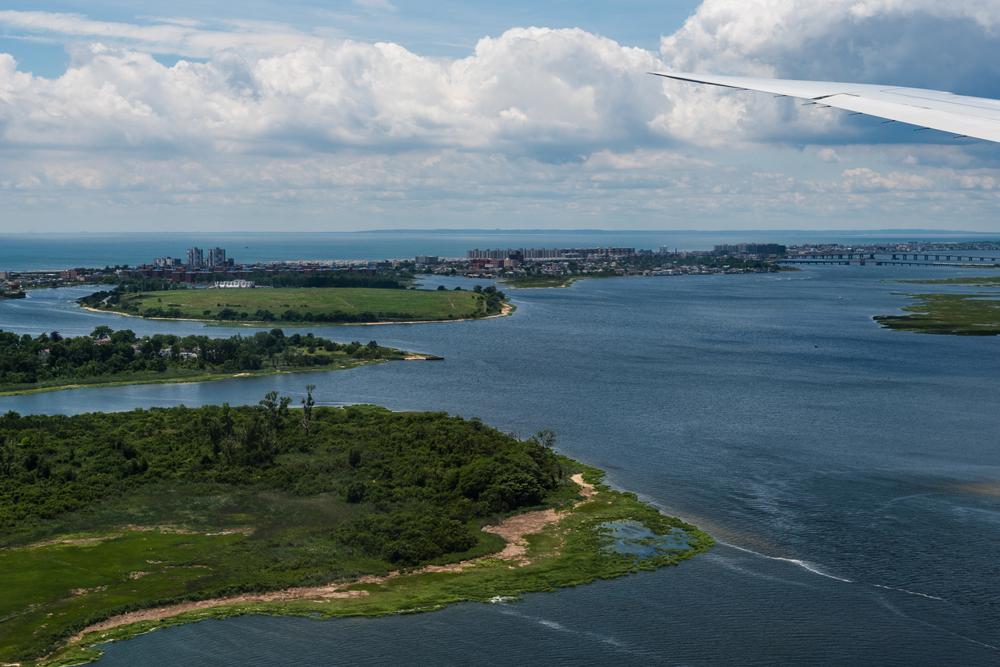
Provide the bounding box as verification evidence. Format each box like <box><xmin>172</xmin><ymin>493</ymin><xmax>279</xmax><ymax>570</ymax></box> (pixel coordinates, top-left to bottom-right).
<box><xmin>81</xmin><ymin>301</ymin><xmax>514</xmax><ymax>327</ymax></box>
<box><xmin>66</xmin><ymin>474</ymin><xmax>595</xmax><ymax>648</ymax></box>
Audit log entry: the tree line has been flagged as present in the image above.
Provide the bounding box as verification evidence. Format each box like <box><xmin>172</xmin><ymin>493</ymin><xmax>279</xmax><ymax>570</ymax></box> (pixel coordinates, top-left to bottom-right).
<box><xmin>0</xmin><ymin>398</ymin><xmax>566</xmax><ymax>565</ymax></box>
<box><xmin>0</xmin><ymin>327</ymin><xmax>393</xmax><ymax>387</ymax></box>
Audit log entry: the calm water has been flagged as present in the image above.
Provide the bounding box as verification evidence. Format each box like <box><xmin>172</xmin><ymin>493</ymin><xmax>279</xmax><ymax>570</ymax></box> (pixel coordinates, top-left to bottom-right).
<box><xmin>2</xmin><ymin>230</ymin><xmax>999</xmax><ymax>270</ymax></box>
<box><xmin>1</xmin><ymin>265</ymin><xmax>999</xmax><ymax>665</ymax></box>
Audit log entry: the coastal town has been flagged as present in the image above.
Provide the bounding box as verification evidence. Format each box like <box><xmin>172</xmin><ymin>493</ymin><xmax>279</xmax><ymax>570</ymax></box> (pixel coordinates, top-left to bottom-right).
<box><xmin>432</xmin><ymin>243</ymin><xmax>789</xmax><ymax>282</ymax></box>
<box><xmin>0</xmin><ymin>242</ymin><xmax>789</xmax><ymax>293</ymax></box>
<box><xmin>5</xmin><ymin>239</ymin><xmax>1000</xmax><ymax>296</ymax></box>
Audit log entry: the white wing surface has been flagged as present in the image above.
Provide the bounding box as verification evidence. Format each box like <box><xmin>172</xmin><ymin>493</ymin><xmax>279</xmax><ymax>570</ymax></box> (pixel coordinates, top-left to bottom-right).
<box><xmin>652</xmin><ymin>72</ymin><xmax>1000</xmax><ymax>143</ymax></box>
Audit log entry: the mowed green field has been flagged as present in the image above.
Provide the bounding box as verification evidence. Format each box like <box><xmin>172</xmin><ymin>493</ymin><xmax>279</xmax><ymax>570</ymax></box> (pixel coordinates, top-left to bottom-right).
<box><xmin>120</xmin><ymin>288</ymin><xmax>488</xmax><ymax>323</ymax></box>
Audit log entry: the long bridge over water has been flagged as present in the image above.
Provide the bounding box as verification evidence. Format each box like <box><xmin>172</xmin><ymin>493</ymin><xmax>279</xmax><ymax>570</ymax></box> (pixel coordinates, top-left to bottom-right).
<box><xmin>781</xmin><ymin>252</ymin><xmax>1000</xmax><ymax>267</ymax></box>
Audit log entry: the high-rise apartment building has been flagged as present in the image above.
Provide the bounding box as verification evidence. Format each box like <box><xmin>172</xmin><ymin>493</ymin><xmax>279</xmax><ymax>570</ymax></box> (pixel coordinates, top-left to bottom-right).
<box><xmin>186</xmin><ymin>247</ymin><xmax>205</xmax><ymax>268</ymax></box>
<box><xmin>208</xmin><ymin>247</ymin><xmax>226</xmax><ymax>268</ymax></box>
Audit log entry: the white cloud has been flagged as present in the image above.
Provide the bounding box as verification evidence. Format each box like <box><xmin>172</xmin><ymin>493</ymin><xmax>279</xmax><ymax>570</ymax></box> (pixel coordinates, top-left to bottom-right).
<box><xmin>0</xmin><ymin>11</ymin><xmax>326</xmax><ymax>59</ymax></box>
<box><xmin>0</xmin><ymin>5</ymin><xmax>999</xmax><ymax>231</ymax></box>
<box><xmin>657</xmin><ymin>0</ymin><xmax>1000</xmax><ymax>144</ymax></box>
<box><xmin>352</xmin><ymin>0</ymin><xmax>398</xmax><ymax>13</ymax></box>
<box><xmin>817</xmin><ymin>148</ymin><xmax>842</xmax><ymax>163</ymax></box>
<box><xmin>0</xmin><ymin>26</ymin><xmax>669</xmax><ymax>158</ymax></box>
<box><xmin>840</xmin><ymin>167</ymin><xmax>935</xmax><ymax>192</ymax></box>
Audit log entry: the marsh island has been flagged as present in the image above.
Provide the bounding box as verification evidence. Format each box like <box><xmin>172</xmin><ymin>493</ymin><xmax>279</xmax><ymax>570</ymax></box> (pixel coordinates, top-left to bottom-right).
<box><xmin>875</xmin><ymin>276</ymin><xmax>1000</xmax><ymax>335</ymax></box>
<box><xmin>0</xmin><ymin>401</ymin><xmax>712</xmax><ymax>666</ymax></box>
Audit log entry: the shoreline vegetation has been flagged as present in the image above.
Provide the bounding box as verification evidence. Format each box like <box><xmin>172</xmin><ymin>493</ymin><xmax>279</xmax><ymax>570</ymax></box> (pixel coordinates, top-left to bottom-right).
<box><xmin>502</xmin><ymin>275</ymin><xmax>583</xmax><ymax>289</ymax></box>
<box><xmin>875</xmin><ymin>276</ymin><xmax>1000</xmax><ymax>335</ymax></box>
<box><xmin>79</xmin><ymin>284</ymin><xmax>511</xmax><ymax>326</ymax></box>
<box><xmin>0</xmin><ymin>328</ymin><xmax>423</xmax><ymax>396</ymax></box>
<box><xmin>0</xmin><ymin>402</ymin><xmax>713</xmax><ymax>666</ymax></box>
<box><xmin>498</xmin><ymin>263</ymin><xmax>795</xmax><ymax>290</ymax></box>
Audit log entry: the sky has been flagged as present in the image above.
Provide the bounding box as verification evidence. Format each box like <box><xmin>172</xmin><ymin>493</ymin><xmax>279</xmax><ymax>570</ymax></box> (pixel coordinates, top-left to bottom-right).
<box><xmin>1</xmin><ymin>0</ymin><xmax>999</xmax><ymax>232</ymax></box>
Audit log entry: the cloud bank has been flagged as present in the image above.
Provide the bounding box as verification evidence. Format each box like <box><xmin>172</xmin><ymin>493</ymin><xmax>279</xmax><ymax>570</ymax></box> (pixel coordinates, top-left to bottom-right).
<box><xmin>0</xmin><ymin>2</ymin><xmax>998</xmax><ymax>231</ymax></box>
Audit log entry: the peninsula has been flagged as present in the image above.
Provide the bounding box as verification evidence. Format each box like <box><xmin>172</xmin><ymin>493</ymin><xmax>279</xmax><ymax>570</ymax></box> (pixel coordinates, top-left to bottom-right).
<box><xmin>80</xmin><ymin>285</ymin><xmax>510</xmax><ymax>325</ymax></box>
<box><xmin>0</xmin><ymin>328</ymin><xmax>418</xmax><ymax>396</ymax></box>
<box><xmin>0</xmin><ymin>401</ymin><xmax>712</xmax><ymax>666</ymax></box>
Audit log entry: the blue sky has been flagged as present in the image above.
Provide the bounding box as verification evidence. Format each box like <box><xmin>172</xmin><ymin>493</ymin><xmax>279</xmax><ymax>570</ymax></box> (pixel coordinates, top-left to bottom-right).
<box><xmin>0</xmin><ymin>0</ymin><xmax>998</xmax><ymax>232</ymax></box>
<box><xmin>0</xmin><ymin>1</ymin><xmax>702</xmax><ymax>75</ymax></box>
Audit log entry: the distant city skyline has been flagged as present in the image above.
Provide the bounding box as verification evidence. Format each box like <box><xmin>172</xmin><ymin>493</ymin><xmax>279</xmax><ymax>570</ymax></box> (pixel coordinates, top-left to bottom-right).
<box><xmin>0</xmin><ymin>1</ymin><xmax>999</xmax><ymax>232</ymax></box>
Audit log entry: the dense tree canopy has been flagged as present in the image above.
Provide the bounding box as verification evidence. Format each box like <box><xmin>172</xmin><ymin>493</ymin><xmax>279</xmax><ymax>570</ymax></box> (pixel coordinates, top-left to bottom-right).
<box><xmin>0</xmin><ymin>401</ymin><xmax>565</xmax><ymax>565</ymax></box>
<box><xmin>0</xmin><ymin>328</ymin><xmax>396</xmax><ymax>390</ymax></box>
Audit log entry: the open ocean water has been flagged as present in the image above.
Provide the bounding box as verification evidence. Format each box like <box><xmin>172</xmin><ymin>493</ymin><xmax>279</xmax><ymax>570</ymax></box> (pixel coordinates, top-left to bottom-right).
<box><xmin>1</xmin><ymin>235</ymin><xmax>999</xmax><ymax>665</ymax></box>
<box><xmin>1</xmin><ymin>229</ymin><xmax>998</xmax><ymax>270</ymax></box>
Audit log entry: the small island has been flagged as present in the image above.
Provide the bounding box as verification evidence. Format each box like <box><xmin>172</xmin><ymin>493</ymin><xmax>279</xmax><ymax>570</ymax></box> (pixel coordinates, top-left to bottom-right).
<box><xmin>875</xmin><ymin>276</ymin><xmax>1000</xmax><ymax>335</ymax></box>
<box><xmin>80</xmin><ymin>284</ymin><xmax>511</xmax><ymax>325</ymax></box>
<box><xmin>0</xmin><ymin>327</ymin><xmax>421</xmax><ymax>396</ymax></box>
<box><xmin>0</xmin><ymin>401</ymin><xmax>712</xmax><ymax>666</ymax></box>
<box><xmin>502</xmin><ymin>275</ymin><xmax>583</xmax><ymax>289</ymax></box>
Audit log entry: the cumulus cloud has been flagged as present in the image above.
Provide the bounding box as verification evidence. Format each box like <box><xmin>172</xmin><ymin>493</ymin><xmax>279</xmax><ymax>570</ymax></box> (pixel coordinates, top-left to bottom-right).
<box><xmin>3</xmin><ymin>5</ymin><xmax>1000</xmax><ymax>155</ymax></box>
<box><xmin>0</xmin><ymin>5</ymin><xmax>999</xmax><ymax>230</ymax></box>
<box><xmin>657</xmin><ymin>0</ymin><xmax>1000</xmax><ymax>144</ymax></box>
<box><xmin>0</xmin><ymin>26</ymin><xmax>670</xmax><ymax>159</ymax></box>
<box><xmin>662</xmin><ymin>0</ymin><xmax>1000</xmax><ymax>91</ymax></box>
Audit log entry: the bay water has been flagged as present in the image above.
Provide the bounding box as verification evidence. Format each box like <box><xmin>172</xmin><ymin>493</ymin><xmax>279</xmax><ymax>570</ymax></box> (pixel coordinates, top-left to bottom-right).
<box><xmin>1</xmin><ymin>255</ymin><xmax>998</xmax><ymax>665</ymax></box>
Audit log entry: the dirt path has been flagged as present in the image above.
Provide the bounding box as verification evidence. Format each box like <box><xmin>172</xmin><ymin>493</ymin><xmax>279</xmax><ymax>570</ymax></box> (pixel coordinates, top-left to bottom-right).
<box><xmin>68</xmin><ymin>474</ymin><xmax>597</xmax><ymax>646</ymax></box>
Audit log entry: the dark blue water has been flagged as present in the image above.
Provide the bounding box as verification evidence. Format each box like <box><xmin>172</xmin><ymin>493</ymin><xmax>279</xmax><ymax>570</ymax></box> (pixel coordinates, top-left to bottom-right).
<box><xmin>1</xmin><ymin>265</ymin><xmax>999</xmax><ymax>665</ymax></box>
<box><xmin>2</xmin><ymin>230</ymin><xmax>998</xmax><ymax>270</ymax></box>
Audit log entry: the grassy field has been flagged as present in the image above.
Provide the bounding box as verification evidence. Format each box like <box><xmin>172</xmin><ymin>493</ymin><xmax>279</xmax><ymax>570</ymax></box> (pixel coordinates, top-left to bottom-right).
<box><xmin>502</xmin><ymin>275</ymin><xmax>580</xmax><ymax>288</ymax></box>
<box><xmin>875</xmin><ymin>292</ymin><xmax>1000</xmax><ymax>335</ymax></box>
<box><xmin>109</xmin><ymin>287</ymin><xmax>493</xmax><ymax>323</ymax></box>
<box><xmin>898</xmin><ymin>275</ymin><xmax>1000</xmax><ymax>286</ymax></box>
<box><xmin>0</xmin><ymin>405</ymin><xmax>711</xmax><ymax>665</ymax></box>
<box><xmin>875</xmin><ymin>276</ymin><xmax>1000</xmax><ymax>335</ymax></box>
<box><xmin>35</xmin><ymin>471</ymin><xmax>712</xmax><ymax>667</ymax></box>
<box><xmin>1</xmin><ymin>529</ymin><xmax>247</xmax><ymax>662</ymax></box>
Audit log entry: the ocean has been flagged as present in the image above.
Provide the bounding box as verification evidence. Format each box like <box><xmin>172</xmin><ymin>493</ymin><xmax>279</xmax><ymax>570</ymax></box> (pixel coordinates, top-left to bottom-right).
<box><xmin>2</xmin><ymin>229</ymin><xmax>999</xmax><ymax>271</ymax></box>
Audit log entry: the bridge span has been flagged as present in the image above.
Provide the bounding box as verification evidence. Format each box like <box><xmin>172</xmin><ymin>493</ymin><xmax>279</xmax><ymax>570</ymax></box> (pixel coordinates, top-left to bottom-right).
<box><xmin>781</xmin><ymin>252</ymin><xmax>1000</xmax><ymax>267</ymax></box>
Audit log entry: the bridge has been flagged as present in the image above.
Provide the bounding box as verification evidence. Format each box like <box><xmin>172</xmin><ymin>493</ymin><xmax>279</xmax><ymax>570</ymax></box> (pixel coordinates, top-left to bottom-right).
<box><xmin>780</xmin><ymin>252</ymin><xmax>1000</xmax><ymax>267</ymax></box>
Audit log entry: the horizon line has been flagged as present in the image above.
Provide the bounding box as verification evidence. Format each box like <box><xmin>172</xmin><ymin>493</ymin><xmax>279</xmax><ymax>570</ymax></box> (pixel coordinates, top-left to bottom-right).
<box><xmin>0</xmin><ymin>228</ymin><xmax>996</xmax><ymax>236</ymax></box>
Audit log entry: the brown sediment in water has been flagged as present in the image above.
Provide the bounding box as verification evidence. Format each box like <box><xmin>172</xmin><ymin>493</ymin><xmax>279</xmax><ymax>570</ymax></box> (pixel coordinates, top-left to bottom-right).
<box><xmin>943</xmin><ymin>481</ymin><xmax>1000</xmax><ymax>497</ymax></box>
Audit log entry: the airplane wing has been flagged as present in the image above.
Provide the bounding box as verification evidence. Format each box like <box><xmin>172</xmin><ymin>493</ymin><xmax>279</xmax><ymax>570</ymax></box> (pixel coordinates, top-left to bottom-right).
<box><xmin>651</xmin><ymin>72</ymin><xmax>1000</xmax><ymax>144</ymax></box>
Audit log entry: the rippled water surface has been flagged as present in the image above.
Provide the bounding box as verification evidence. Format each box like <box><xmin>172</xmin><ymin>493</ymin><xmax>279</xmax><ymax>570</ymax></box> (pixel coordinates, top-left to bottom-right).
<box><xmin>2</xmin><ymin>265</ymin><xmax>998</xmax><ymax>665</ymax></box>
